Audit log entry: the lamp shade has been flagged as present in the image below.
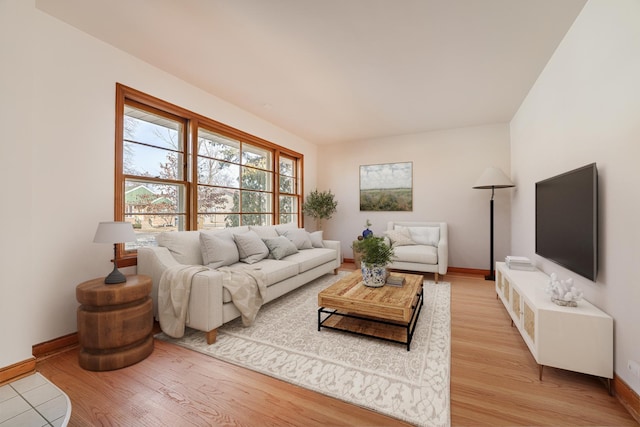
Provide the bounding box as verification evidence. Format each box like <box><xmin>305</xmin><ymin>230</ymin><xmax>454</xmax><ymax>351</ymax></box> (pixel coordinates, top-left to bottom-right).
<box><xmin>93</xmin><ymin>221</ymin><xmax>137</xmax><ymax>244</ymax></box>
<box><xmin>472</xmin><ymin>167</ymin><xmax>515</xmax><ymax>189</ymax></box>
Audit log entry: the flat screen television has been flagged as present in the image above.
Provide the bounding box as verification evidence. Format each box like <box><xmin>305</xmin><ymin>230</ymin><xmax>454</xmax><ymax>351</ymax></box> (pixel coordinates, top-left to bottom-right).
<box><xmin>535</xmin><ymin>163</ymin><xmax>598</xmax><ymax>281</ymax></box>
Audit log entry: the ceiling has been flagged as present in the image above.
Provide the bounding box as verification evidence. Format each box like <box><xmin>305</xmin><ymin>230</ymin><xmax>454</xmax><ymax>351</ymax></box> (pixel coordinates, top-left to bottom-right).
<box><xmin>36</xmin><ymin>0</ymin><xmax>586</xmax><ymax>145</ymax></box>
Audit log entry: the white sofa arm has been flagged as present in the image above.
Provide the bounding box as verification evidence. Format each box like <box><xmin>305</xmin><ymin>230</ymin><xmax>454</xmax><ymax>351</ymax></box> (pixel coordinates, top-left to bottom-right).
<box><xmin>437</xmin><ymin>241</ymin><xmax>448</xmax><ymax>275</ymax></box>
<box><xmin>137</xmin><ymin>246</ymin><xmax>181</xmax><ymax>318</ymax></box>
<box><xmin>138</xmin><ymin>246</ymin><xmax>226</xmax><ymax>332</ymax></box>
<box><xmin>322</xmin><ymin>239</ymin><xmax>342</xmax><ymax>266</ymax></box>
<box><xmin>187</xmin><ymin>269</ymin><xmax>225</xmax><ymax>332</ymax></box>
<box><xmin>437</xmin><ymin>223</ymin><xmax>448</xmax><ymax>275</ymax></box>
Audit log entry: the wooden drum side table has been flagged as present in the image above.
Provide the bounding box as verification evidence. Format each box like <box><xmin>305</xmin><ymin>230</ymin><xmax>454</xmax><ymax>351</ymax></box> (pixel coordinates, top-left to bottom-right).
<box><xmin>76</xmin><ymin>274</ymin><xmax>154</xmax><ymax>371</ymax></box>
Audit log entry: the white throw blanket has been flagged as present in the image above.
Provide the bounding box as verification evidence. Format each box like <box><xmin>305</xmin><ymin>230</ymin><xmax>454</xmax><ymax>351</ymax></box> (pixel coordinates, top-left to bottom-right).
<box><xmin>218</xmin><ymin>266</ymin><xmax>267</xmax><ymax>327</ymax></box>
<box><xmin>159</xmin><ymin>264</ymin><xmax>268</xmax><ymax>339</ymax></box>
<box><xmin>158</xmin><ymin>265</ymin><xmax>209</xmax><ymax>338</ymax></box>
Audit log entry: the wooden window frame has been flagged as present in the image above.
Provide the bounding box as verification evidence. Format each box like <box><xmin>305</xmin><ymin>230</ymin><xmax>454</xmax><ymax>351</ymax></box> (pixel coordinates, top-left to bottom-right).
<box><xmin>115</xmin><ymin>84</ymin><xmax>304</xmax><ymax>266</ymax></box>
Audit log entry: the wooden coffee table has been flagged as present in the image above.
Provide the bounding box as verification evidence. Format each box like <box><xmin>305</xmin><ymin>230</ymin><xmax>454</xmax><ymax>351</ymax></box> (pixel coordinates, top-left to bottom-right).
<box><xmin>317</xmin><ymin>271</ymin><xmax>424</xmax><ymax>350</ymax></box>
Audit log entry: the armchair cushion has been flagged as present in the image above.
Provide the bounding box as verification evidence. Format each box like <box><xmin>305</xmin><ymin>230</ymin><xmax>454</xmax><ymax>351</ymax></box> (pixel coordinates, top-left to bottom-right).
<box><xmin>384</xmin><ymin>228</ymin><xmax>415</xmax><ymax>247</ymax></box>
<box><xmin>393</xmin><ymin>245</ymin><xmax>438</xmax><ymax>264</ymax></box>
<box><xmin>405</xmin><ymin>226</ymin><xmax>440</xmax><ymax>247</ymax></box>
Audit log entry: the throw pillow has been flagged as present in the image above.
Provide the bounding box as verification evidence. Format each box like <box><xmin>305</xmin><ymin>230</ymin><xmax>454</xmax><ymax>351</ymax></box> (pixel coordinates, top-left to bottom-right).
<box><xmin>408</xmin><ymin>226</ymin><xmax>440</xmax><ymax>247</ymax></box>
<box><xmin>263</xmin><ymin>236</ymin><xmax>299</xmax><ymax>260</ymax></box>
<box><xmin>156</xmin><ymin>231</ymin><xmax>203</xmax><ymax>265</ymax></box>
<box><xmin>384</xmin><ymin>228</ymin><xmax>415</xmax><ymax>247</ymax></box>
<box><xmin>249</xmin><ymin>225</ymin><xmax>279</xmax><ymax>239</ymax></box>
<box><xmin>308</xmin><ymin>230</ymin><xmax>324</xmax><ymax>248</ymax></box>
<box><xmin>199</xmin><ymin>230</ymin><xmax>239</xmax><ymax>269</ymax></box>
<box><xmin>233</xmin><ymin>230</ymin><xmax>269</xmax><ymax>264</ymax></box>
<box><xmin>274</xmin><ymin>222</ymin><xmax>298</xmax><ymax>235</ymax></box>
<box><xmin>281</xmin><ymin>228</ymin><xmax>313</xmax><ymax>250</ymax></box>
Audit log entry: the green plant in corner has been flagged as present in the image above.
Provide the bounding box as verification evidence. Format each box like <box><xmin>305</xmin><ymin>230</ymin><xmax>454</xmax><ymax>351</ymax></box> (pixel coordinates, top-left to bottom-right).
<box><xmin>302</xmin><ymin>189</ymin><xmax>338</xmax><ymax>230</ymax></box>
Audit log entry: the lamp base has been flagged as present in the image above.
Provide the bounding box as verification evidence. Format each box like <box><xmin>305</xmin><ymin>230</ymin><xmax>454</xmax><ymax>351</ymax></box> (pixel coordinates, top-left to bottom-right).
<box><xmin>104</xmin><ymin>266</ymin><xmax>127</xmax><ymax>284</ymax></box>
<box><xmin>484</xmin><ymin>273</ymin><xmax>495</xmax><ymax>281</ymax></box>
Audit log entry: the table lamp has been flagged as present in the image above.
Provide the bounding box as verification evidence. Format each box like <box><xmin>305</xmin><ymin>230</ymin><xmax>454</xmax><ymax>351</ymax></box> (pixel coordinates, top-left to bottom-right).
<box><xmin>473</xmin><ymin>167</ymin><xmax>515</xmax><ymax>281</ymax></box>
<box><xmin>93</xmin><ymin>221</ymin><xmax>137</xmax><ymax>284</ymax></box>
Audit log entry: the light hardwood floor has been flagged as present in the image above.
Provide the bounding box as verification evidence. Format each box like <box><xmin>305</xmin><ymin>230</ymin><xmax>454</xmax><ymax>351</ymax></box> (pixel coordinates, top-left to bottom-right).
<box><xmin>36</xmin><ymin>267</ymin><xmax>638</xmax><ymax>426</ymax></box>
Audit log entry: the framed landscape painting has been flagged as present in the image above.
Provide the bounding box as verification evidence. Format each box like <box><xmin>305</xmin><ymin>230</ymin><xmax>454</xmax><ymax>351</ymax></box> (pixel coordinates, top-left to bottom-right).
<box><xmin>360</xmin><ymin>162</ymin><xmax>413</xmax><ymax>211</ymax></box>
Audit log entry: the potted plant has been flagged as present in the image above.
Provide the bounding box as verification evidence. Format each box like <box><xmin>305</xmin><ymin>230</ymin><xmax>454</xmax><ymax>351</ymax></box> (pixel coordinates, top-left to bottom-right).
<box><xmin>353</xmin><ymin>235</ymin><xmax>395</xmax><ymax>287</ymax></box>
<box><xmin>302</xmin><ymin>189</ymin><xmax>338</xmax><ymax>230</ymax></box>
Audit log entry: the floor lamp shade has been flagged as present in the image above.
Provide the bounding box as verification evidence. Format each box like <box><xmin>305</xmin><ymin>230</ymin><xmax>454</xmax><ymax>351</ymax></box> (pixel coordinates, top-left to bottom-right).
<box><xmin>93</xmin><ymin>221</ymin><xmax>137</xmax><ymax>284</ymax></box>
<box><xmin>473</xmin><ymin>168</ymin><xmax>515</xmax><ymax>281</ymax></box>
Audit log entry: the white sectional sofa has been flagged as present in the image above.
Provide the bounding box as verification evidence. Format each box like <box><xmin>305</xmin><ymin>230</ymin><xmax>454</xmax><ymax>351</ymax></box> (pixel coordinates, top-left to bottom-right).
<box><xmin>384</xmin><ymin>221</ymin><xmax>448</xmax><ymax>282</ymax></box>
<box><xmin>138</xmin><ymin>224</ymin><xmax>341</xmax><ymax>344</ymax></box>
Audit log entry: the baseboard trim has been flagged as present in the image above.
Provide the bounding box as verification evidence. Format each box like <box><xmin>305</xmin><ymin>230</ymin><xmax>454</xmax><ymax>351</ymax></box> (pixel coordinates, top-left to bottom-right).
<box><xmin>446</xmin><ymin>266</ymin><xmax>490</xmax><ymax>276</ymax></box>
<box><xmin>0</xmin><ymin>333</ymin><xmax>79</xmax><ymax>385</ymax></box>
<box><xmin>615</xmin><ymin>375</ymin><xmax>640</xmax><ymax>423</ymax></box>
<box><xmin>32</xmin><ymin>332</ymin><xmax>78</xmax><ymax>359</ymax></box>
<box><xmin>0</xmin><ymin>358</ymin><xmax>36</xmax><ymax>386</ymax></box>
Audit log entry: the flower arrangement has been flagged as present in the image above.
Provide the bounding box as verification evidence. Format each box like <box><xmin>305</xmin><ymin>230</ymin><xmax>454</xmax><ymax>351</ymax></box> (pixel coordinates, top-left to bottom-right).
<box><xmin>545</xmin><ymin>273</ymin><xmax>583</xmax><ymax>307</ymax></box>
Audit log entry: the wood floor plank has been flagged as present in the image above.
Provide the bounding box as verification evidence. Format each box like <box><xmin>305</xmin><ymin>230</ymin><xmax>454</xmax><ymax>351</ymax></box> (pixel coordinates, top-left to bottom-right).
<box><xmin>35</xmin><ymin>267</ymin><xmax>637</xmax><ymax>426</ymax></box>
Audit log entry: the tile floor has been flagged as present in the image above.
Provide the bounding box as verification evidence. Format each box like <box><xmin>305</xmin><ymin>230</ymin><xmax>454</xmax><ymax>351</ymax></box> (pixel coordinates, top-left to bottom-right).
<box><xmin>0</xmin><ymin>373</ymin><xmax>70</xmax><ymax>427</ymax></box>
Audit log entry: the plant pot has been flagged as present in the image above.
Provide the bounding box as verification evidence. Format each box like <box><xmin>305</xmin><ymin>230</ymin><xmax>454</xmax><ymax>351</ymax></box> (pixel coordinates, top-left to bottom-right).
<box><xmin>361</xmin><ymin>263</ymin><xmax>387</xmax><ymax>288</ymax></box>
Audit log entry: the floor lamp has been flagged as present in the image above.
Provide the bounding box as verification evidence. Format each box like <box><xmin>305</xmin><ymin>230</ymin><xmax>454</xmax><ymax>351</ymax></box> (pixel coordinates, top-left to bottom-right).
<box><xmin>473</xmin><ymin>167</ymin><xmax>515</xmax><ymax>281</ymax></box>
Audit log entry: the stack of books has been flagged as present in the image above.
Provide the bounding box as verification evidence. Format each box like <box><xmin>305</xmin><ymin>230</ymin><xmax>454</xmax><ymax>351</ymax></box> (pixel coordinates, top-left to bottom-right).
<box><xmin>505</xmin><ymin>256</ymin><xmax>535</xmax><ymax>271</ymax></box>
<box><xmin>386</xmin><ymin>274</ymin><xmax>406</xmax><ymax>287</ymax></box>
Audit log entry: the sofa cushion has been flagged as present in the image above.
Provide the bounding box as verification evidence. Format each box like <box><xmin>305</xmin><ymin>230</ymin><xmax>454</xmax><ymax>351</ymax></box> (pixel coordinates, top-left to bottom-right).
<box><xmin>385</xmin><ymin>228</ymin><xmax>415</xmax><ymax>247</ymax></box>
<box><xmin>221</xmin><ymin>259</ymin><xmax>298</xmax><ymax>303</ymax></box>
<box><xmin>263</xmin><ymin>236</ymin><xmax>299</xmax><ymax>260</ymax></box>
<box><xmin>283</xmin><ymin>248</ymin><xmax>336</xmax><ymax>273</ymax></box>
<box><xmin>200</xmin><ymin>230</ymin><xmax>239</xmax><ymax>269</ymax></box>
<box><xmin>249</xmin><ymin>225</ymin><xmax>279</xmax><ymax>239</ymax></box>
<box><xmin>156</xmin><ymin>231</ymin><xmax>203</xmax><ymax>265</ymax></box>
<box><xmin>392</xmin><ymin>245</ymin><xmax>438</xmax><ymax>264</ymax></box>
<box><xmin>407</xmin><ymin>226</ymin><xmax>440</xmax><ymax>247</ymax></box>
<box><xmin>308</xmin><ymin>230</ymin><xmax>324</xmax><ymax>248</ymax></box>
<box><xmin>253</xmin><ymin>259</ymin><xmax>299</xmax><ymax>285</ymax></box>
<box><xmin>228</xmin><ymin>226</ymin><xmax>251</xmax><ymax>236</ymax></box>
<box><xmin>275</xmin><ymin>223</ymin><xmax>298</xmax><ymax>235</ymax></box>
<box><xmin>281</xmin><ymin>228</ymin><xmax>313</xmax><ymax>249</ymax></box>
<box><xmin>234</xmin><ymin>230</ymin><xmax>269</xmax><ymax>264</ymax></box>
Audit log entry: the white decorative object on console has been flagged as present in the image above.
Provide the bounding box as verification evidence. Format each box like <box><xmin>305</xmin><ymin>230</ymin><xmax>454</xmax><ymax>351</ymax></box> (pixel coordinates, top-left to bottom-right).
<box><xmin>545</xmin><ymin>272</ymin><xmax>584</xmax><ymax>307</ymax></box>
<box><xmin>495</xmin><ymin>262</ymin><xmax>613</xmax><ymax>392</ymax></box>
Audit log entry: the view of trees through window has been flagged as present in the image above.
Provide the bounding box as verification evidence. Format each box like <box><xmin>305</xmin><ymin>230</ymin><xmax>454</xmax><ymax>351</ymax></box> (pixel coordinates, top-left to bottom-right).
<box><xmin>116</xmin><ymin>85</ymin><xmax>303</xmax><ymax>257</ymax></box>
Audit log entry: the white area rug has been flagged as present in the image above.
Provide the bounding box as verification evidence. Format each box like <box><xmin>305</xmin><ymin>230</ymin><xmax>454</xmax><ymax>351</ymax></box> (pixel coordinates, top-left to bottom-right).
<box><xmin>157</xmin><ymin>272</ymin><xmax>451</xmax><ymax>427</ymax></box>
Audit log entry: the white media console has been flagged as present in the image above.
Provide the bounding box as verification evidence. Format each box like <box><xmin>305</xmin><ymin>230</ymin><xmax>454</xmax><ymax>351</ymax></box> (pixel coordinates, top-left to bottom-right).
<box><xmin>495</xmin><ymin>262</ymin><xmax>613</xmax><ymax>388</ymax></box>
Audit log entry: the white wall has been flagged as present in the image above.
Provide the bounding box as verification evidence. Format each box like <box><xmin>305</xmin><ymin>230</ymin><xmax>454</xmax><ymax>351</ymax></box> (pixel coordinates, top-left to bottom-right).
<box><xmin>0</xmin><ymin>0</ymin><xmax>318</xmax><ymax>368</ymax></box>
<box><xmin>0</xmin><ymin>0</ymin><xmax>36</xmax><ymax>367</ymax></box>
<box><xmin>510</xmin><ymin>0</ymin><xmax>640</xmax><ymax>393</ymax></box>
<box><xmin>317</xmin><ymin>124</ymin><xmax>512</xmax><ymax>270</ymax></box>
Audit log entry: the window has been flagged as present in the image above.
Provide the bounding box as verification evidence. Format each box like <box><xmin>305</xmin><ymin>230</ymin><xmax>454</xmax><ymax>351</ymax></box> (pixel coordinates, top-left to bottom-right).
<box><xmin>115</xmin><ymin>84</ymin><xmax>303</xmax><ymax>263</ymax></box>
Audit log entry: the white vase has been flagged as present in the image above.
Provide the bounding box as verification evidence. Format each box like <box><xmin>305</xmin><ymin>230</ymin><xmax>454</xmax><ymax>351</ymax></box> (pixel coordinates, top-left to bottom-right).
<box><xmin>361</xmin><ymin>263</ymin><xmax>387</xmax><ymax>287</ymax></box>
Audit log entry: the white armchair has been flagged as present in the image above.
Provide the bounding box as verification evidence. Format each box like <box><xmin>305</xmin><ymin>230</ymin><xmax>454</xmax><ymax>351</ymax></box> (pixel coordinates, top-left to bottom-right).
<box><xmin>385</xmin><ymin>221</ymin><xmax>448</xmax><ymax>283</ymax></box>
